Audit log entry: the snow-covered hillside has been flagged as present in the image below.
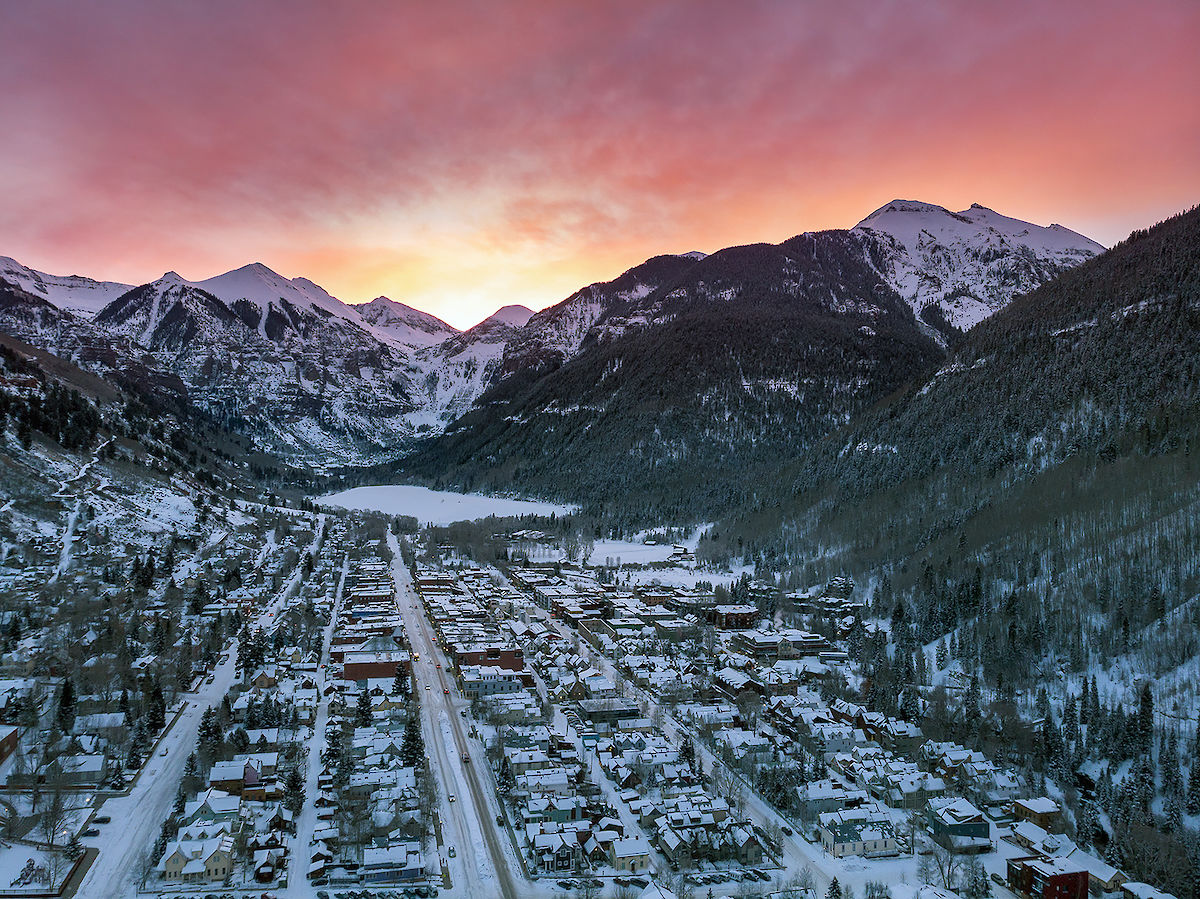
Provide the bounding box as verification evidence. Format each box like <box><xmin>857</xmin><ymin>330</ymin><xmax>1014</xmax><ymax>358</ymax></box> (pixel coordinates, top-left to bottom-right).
<box><xmin>854</xmin><ymin>200</ymin><xmax>1104</xmax><ymax>329</ymax></box>
<box><xmin>498</xmin><ymin>254</ymin><xmax>703</xmax><ymax>377</ymax></box>
<box><xmin>0</xmin><ymin>255</ymin><xmax>133</xmax><ymax>317</ymax></box>
<box><xmin>404</xmin><ymin>307</ymin><xmax>533</xmax><ymax>430</ymax></box>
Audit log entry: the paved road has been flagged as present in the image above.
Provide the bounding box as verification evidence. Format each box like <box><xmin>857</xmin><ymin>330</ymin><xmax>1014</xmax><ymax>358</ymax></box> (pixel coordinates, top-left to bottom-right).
<box><xmin>77</xmin><ymin>514</ymin><xmax>325</xmax><ymax>899</ymax></box>
<box><xmin>285</xmin><ymin>549</ymin><xmax>348</xmax><ymax>898</ymax></box>
<box><xmin>386</xmin><ymin>532</ymin><xmax>521</xmax><ymax>899</ymax></box>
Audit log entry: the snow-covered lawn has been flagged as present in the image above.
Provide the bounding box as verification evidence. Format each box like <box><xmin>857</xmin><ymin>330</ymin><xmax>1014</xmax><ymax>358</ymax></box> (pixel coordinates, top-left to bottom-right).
<box><xmin>0</xmin><ymin>844</ymin><xmax>70</xmax><ymax>892</ymax></box>
<box><xmin>318</xmin><ymin>485</ymin><xmax>576</xmax><ymax>525</ymax></box>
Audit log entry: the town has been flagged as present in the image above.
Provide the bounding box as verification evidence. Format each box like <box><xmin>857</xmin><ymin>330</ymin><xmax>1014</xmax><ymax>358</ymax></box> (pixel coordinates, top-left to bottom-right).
<box><xmin>0</xmin><ymin>500</ymin><xmax>1180</xmax><ymax>899</ymax></box>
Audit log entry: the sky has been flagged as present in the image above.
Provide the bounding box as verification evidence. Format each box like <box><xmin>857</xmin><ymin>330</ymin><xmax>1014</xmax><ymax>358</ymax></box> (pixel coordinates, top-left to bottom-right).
<box><xmin>1</xmin><ymin>1</ymin><xmax>1196</xmax><ymax>330</ymax></box>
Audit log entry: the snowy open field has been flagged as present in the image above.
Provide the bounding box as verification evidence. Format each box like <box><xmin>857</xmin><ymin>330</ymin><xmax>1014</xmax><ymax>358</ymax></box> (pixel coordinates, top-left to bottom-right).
<box><xmin>317</xmin><ymin>484</ymin><xmax>576</xmax><ymax>525</ymax></box>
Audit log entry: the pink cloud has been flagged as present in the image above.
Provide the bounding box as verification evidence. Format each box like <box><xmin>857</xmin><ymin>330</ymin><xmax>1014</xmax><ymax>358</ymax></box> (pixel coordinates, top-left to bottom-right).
<box><xmin>0</xmin><ymin>0</ymin><xmax>1196</xmax><ymax>327</ymax></box>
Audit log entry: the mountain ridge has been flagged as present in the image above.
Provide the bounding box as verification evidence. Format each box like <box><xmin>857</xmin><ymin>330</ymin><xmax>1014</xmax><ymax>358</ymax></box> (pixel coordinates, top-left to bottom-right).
<box><xmin>0</xmin><ymin>199</ymin><xmax>1105</xmax><ymax>472</ymax></box>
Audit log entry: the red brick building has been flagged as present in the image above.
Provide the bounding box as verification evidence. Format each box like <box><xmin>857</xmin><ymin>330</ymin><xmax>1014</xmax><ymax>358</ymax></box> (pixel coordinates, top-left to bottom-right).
<box><xmin>1007</xmin><ymin>856</ymin><xmax>1088</xmax><ymax>899</ymax></box>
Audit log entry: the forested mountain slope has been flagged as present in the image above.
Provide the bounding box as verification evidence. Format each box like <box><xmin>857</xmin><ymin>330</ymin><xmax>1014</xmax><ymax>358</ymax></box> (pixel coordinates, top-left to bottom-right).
<box><xmin>706</xmin><ymin>205</ymin><xmax>1200</xmax><ymax>696</ymax></box>
<box><xmin>402</xmin><ymin>231</ymin><xmax>944</xmax><ymax>524</ymax></box>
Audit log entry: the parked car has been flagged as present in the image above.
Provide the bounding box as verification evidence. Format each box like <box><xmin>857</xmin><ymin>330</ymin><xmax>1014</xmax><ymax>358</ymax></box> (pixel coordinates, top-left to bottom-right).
<box><xmin>448</xmin><ymin>793</ymin><xmax>455</xmax><ymax>802</ymax></box>
<box><xmin>94</xmin><ymin>815</ymin><xmax>111</xmax><ymax>824</ymax></box>
<box><xmin>83</xmin><ymin>827</ymin><xmax>99</xmax><ymax>836</ymax></box>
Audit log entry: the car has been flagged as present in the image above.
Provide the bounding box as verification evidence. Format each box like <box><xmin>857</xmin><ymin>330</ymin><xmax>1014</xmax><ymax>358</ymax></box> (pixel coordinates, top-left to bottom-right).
<box><xmin>94</xmin><ymin>815</ymin><xmax>110</xmax><ymax>824</ymax></box>
<box><xmin>461</xmin><ymin>754</ymin><xmax>470</xmax><ymax>763</ymax></box>
<box><xmin>447</xmin><ymin>793</ymin><xmax>456</xmax><ymax>802</ymax></box>
<box><xmin>83</xmin><ymin>827</ymin><xmax>99</xmax><ymax>836</ymax></box>
<box><xmin>443</xmin><ymin>688</ymin><xmax>449</xmax><ymax>694</ymax></box>
<box><xmin>780</xmin><ymin>825</ymin><xmax>792</xmax><ymax>835</ymax></box>
<box><xmin>447</xmin><ymin>847</ymin><xmax>456</xmax><ymax>858</ymax></box>
<box><xmin>316</xmin><ymin>893</ymin><xmax>330</xmax><ymax>899</ymax></box>
<box><xmin>436</xmin><ymin>663</ymin><xmax>441</xmax><ymax>669</ymax></box>
<box><xmin>206</xmin><ymin>675</ymin><xmax>215</xmax><ymax>684</ymax></box>
<box><xmin>496</xmin><ymin>814</ymin><xmax>504</xmax><ymax>825</ymax></box>
<box><xmin>425</xmin><ymin>685</ymin><xmax>430</xmax><ymax>691</ymax></box>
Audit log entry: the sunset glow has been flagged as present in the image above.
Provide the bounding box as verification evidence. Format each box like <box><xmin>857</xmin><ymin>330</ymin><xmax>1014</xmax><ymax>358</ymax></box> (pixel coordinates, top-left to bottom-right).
<box><xmin>1</xmin><ymin>0</ymin><xmax>1196</xmax><ymax>328</ymax></box>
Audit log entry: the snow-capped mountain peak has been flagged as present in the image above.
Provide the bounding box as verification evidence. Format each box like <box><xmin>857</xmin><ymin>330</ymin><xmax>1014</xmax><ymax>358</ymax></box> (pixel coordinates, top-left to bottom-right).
<box><xmin>357</xmin><ymin>296</ymin><xmax>459</xmax><ymax>348</ymax></box>
<box><xmin>0</xmin><ymin>254</ymin><xmax>133</xmax><ymax>317</ymax></box>
<box><xmin>477</xmin><ymin>304</ymin><xmax>534</xmax><ymax>329</ymax></box>
<box><xmin>853</xmin><ymin>199</ymin><xmax>1104</xmax><ymax>329</ymax></box>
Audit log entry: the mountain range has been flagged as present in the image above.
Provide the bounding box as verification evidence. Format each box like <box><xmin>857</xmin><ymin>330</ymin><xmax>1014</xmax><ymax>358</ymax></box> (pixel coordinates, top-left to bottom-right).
<box><xmin>0</xmin><ymin>200</ymin><xmax>1103</xmax><ymax>485</ymax></box>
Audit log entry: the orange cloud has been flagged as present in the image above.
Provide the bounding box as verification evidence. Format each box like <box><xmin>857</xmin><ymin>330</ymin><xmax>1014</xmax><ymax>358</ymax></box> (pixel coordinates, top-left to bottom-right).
<box><xmin>0</xmin><ymin>0</ymin><xmax>1196</xmax><ymax>329</ymax></box>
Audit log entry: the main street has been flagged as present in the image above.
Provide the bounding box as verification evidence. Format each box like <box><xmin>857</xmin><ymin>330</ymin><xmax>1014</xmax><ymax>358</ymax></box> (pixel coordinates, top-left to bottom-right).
<box><xmin>385</xmin><ymin>531</ymin><xmax>522</xmax><ymax>899</ymax></box>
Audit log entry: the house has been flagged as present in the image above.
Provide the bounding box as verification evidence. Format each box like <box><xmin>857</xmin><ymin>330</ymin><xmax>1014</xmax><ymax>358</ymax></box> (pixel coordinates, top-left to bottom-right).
<box><xmin>795</xmin><ymin>780</ymin><xmax>869</xmax><ymax>820</ymax></box>
<box><xmin>1006</xmin><ymin>856</ymin><xmax>1088</xmax><ymax>899</ymax></box>
<box><xmin>1121</xmin><ymin>884</ymin><xmax>1181</xmax><ymax>899</ymax></box>
<box><xmin>361</xmin><ymin>842</ymin><xmax>424</xmax><ymax>883</ymax></box>
<box><xmin>157</xmin><ymin>836</ymin><xmax>235</xmax><ymax>883</ymax></box>
<box><xmin>249</xmin><ymin>667</ymin><xmax>278</xmax><ymax>689</ymax></box>
<box><xmin>818</xmin><ymin>805</ymin><xmax>898</xmax><ymax>858</ymax></box>
<box><xmin>730</xmin><ymin>825</ymin><xmax>763</xmax><ymax>863</ymax></box>
<box><xmin>49</xmin><ymin>754</ymin><xmax>107</xmax><ymax>785</ymax></box>
<box><xmin>183</xmin><ymin>788</ymin><xmax>243</xmax><ymax>825</ymax></box>
<box><xmin>925</xmin><ymin>797</ymin><xmax>989</xmax><ymax>852</ymax></box>
<box><xmin>610</xmin><ymin>837</ymin><xmax>652</xmax><ymax>874</ymax></box>
<box><xmin>1012</xmin><ymin>797</ymin><xmax>1063</xmax><ymax>832</ymax></box>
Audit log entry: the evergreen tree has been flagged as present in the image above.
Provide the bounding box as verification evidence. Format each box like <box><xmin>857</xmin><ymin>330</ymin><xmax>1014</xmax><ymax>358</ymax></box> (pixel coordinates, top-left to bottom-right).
<box><xmin>1137</xmin><ymin>682</ymin><xmax>1154</xmax><ymax>752</ymax></box>
<box><xmin>401</xmin><ymin>703</ymin><xmax>425</xmax><ymax>768</ymax></box>
<box><xmin>356</xmin><ymin>689</ymin><xmax>373</xmax><ymax>728</ymax></box>
<box><xmin>826</xmin><ymin>878</ymin><xmax>842</xmax><ymax>899</ymax></box>
<box><xmin>679</xmin><ymin>734</ymin><xmax>695</xmax><ymax>770</ymax></box>
<box><xmin>1187</xmin><ymin>763</ymin><xmax>1200</xmax><ymax>815</ymax></box>
<box><xmin>55</xmin><ymin>677</ymin><xmax>76</xmax><ymax>733</ymax></box>
<box><xmin>284</xmin><ymin>766</ymin><xmax>305</xmax><ymax>814</ymax></box>
<box><xmin>391</xmin><ymin>668</ymin><xmax>409</xmax><ymax>697</ymax></box>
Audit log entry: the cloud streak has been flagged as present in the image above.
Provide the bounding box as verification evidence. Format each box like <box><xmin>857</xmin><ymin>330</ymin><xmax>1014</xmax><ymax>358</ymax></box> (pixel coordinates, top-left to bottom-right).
<box><xmin>0</xmin><ymin>0</ymin><xmax>1196</xmax><ymax>328</ymax></box>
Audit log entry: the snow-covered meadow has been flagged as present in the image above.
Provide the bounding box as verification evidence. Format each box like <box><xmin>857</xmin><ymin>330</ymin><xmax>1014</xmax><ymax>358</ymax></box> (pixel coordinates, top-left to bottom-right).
<box><xmin>317</xmin><ymin>484</ymin><xmax>576</xmax><ymax>525</ymax></box>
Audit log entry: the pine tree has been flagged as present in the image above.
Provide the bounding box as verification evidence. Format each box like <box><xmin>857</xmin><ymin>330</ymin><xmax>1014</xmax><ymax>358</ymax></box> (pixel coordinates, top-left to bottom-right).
<box><xmin>64</xmin><ymin>834</ymin><xmax>84</xmax><ymax>862</ymax></box>
<box><xmin>1187</xmin><ymin>763</ymin><xmax>1200</xmax><ymax>815</ymax></box>
<box><xmin>826</xmin><ymin>878</ymin><xmax>842</xmax><ymax>899</ymax></box>
<box><xmin>401</xmin><ymin>704</ymin><xmax>425</xmax><ymax>768</ymax></box>
<box><xmin>679</xmin><ymin>734</ymin><xmax>695</xmax><ymax>770</ymax></box>
<box><xmin>55</xmin><ymin>678</ymin><xmax>76</xmax><ymax>733</ymax></box>
<box><xmin>391</xmin><ymin>668</ymin><xmax>409</xmax><ymax>697</ymax></box>
<box><xmin>356</xmin><ymin>689</ymin><xmax>373</xmax><ymax>727</ymax></box>
<box><xmin>1137</xmin><ymin>682</ymin><xmax>1154</xmax><ymax>752</ymax></box>
<box><xmin>284</xmin><ymin>766</ymin><xmax>305</xmax><ymax>814</ymax></box>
